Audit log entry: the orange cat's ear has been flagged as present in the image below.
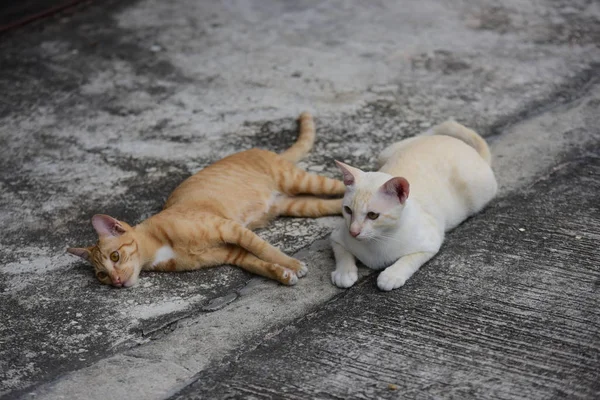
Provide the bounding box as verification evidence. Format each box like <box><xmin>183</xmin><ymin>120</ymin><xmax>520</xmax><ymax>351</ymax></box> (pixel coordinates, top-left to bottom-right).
<box><xmin>91</xmin><ymin>214</ymin><xmax>127</xmax><ymax>237</ymax></box>
<box><xmin>381</xmin><ymin>177</ymin><xmax>410</xmax><ymax>204</ymax></box>
<box><xmin>67</xmin><ymin>247</ymin><xmax>92</xmax><ymax>261</ymax></box>
<box><xmin>334</xmin><ymin>160</ymin><xmax>362</xmax><ymax>186</ymax></box>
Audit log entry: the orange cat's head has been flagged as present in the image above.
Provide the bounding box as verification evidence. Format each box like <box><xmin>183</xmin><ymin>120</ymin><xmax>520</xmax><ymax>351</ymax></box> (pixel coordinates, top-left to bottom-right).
<box><xmin>68</xmin><ymin>214</ymin><xmax>142</xmax><ymax>288</ymax></box>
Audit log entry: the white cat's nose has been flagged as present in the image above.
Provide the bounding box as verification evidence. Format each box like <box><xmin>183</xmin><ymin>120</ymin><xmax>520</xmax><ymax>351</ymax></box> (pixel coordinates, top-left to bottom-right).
<box><xmin>350</xmin><ymin>229</ymin><xmax>361</xmax><ymax>238</ymax></box>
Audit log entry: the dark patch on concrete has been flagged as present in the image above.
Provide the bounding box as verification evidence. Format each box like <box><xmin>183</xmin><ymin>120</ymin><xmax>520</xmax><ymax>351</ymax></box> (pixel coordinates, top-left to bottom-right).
<box><xmin>0</xmin><ymin>0</ymin><xmax>190</xmax><ymax>120</ymax></box>
<box><xmin>466</xmin><ymin>1</ymin><xmax>600</xmax><ymax>46</ymax></box>
<box><xmin>532</xmin><ymin>0</ymin><xmax>600</xmax><ymax>46</ymax></box>
<box><xmin>0</xmin><ymin>0</ymin><xmax>70</xmax><ymax>28</ymax></box>
<box><xmin>241</xmin><ymin>118</ymin><xmax>300</xmax><ymax>155</ymax></box>
<box><xmin>172</xmin><ymin>147</ymin><xmax>600</xmax><ymax>400</ymax></box>
<box><xmin>466</xmin><ymin>5</ymin><xmax>512</xmax><ymax>33</ymax></box>
<box><xmin>488</xmin><ymin>63</ymin><xmax>600</xmax><ymax>137</ymax></box>
<box><xmin>108</xmin><ymin>156</ymin><xmax>190</xmax><ymax>216</ymax></box>
<box><xmin>410</xmin><ymin>50</ymin><xmax>472</xmax><ymax>74</ymax></box>
<box><xmin>533</xmin><ymin>16</ymin><xmax>600</xmax><ymax>46</ymax></box>
<box><xmin>202</xmin><ymin>292</ymin><xmax>239</xmax><ymax>312</ymax></box>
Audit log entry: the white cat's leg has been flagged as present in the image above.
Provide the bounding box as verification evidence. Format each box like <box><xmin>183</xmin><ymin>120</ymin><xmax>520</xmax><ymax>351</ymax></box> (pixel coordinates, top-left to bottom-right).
<box><xmin>330</xmin><ymin>240</ymin><xmax>359</xmax><ymax>288</ymax></box>
<box><xmin>377</xmin><ymin>251</ymin><xmax>436</xmax><ymax>291</ymax></box>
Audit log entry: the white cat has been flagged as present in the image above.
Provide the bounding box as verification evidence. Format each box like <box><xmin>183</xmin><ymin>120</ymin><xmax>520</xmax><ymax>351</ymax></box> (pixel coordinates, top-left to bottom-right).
<box><xmin>330</xmin><ymin>120</ymin><xmax>498</xmax><ymax>291</ymax></box>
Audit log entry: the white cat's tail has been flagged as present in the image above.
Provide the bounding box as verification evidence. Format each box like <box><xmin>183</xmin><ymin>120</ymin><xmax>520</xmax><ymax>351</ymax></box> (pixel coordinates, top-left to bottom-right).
<box><xmin>280</xmin><ymin>112</ymin><xmax>316</xmax><ymax>163</ymax></box>
<box><xmin>429</xmin><ymin>120</ymin><xmax>492</xmax><ymax>166</ymax></box>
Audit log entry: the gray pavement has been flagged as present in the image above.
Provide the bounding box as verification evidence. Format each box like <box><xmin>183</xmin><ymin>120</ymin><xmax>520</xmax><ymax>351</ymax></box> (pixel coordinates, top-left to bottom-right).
<box><xmin>174</xmin><ymin>144</ymin><xmax>600</xmax><ymax>399</ymax></box>
<box><xmin>1</xmin><ymin>0</ymin><xmax>599</xmax><ymax>399</ymax></box>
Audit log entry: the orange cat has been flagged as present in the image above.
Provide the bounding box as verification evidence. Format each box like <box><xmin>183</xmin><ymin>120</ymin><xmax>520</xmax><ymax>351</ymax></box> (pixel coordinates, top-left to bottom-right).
<box><xmin>68</xmin><ymin>113</ymin><xmax>344</xmax><ymax>288</ymax></box>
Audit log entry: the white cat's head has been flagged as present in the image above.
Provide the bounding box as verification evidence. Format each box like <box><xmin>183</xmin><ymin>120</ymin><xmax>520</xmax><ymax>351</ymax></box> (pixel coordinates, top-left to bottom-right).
<box><xmin>335</xmin><ymin>161</ymin><xmax>410</xmax><ymax>241</ymax></box>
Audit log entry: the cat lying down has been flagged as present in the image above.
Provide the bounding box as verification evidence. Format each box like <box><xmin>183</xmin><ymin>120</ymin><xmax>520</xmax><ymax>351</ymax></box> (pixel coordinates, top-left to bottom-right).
<box><xmin>331</xmin><ymin>120</ymin><xmax>497</xmax><ymax>291</ymax></box>
<box><xmin>68</xmin><ymin>113</ymin><xmax>345</xmax><ymax>288</ymax></box>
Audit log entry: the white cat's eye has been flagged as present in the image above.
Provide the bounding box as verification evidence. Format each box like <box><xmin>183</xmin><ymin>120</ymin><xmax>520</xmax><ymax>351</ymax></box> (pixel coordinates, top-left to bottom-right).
<box><xmin>343</xmin><ymin>206</ymin><xmax>352</xmax><ymax>215</ymax></box>
<box><xmin>110</xmin><ymin>251</ymin><xmax>120</xmax><ymax>262</ymax></box>
<box><xmin>96</xmin><ymin>271</ymin><xmax>108</xmax><ymax>280</ymax></box>
<box><xmin>367</xmin><ymin>212</ymin><xmax>380</xmax><ymax>220</ymax></box>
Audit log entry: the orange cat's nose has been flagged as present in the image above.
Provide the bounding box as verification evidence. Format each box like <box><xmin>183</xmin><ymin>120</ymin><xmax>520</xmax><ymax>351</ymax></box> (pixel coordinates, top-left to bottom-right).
<box><xmin>112</xmin><ymin>276</ymin><xmax>122</xmax><ymax>287</ymax></box>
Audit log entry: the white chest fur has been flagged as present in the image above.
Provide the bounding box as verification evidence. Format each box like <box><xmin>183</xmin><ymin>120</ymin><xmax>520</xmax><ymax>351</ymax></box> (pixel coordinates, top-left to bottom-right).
<box><xmin>332</xmin><ymin>201</ymin><xmax>443</xmax><ymax>270</ymax></box>
<box><xmin>152</xmin><ymin>246</ymin><xmax>176</xmax><ymax>266</ymax></box>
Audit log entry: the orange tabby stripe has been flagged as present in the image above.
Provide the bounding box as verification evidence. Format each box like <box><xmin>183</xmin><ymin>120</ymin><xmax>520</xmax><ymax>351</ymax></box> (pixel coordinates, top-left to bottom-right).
<box><xmin>156</xmin><ymin>225</ymin><xmax>174</xmax><ymax>247</ymax></box>
<box><xmin>224</xmin><ymin>246</ymin><xmax>236</xmax><ymax>263</ymax></box>
<box><xmin>127</xmin><ymin>242</ymin><xmax>139</xmax><ymax>257</ymax></box>
<box><xmin>232</xmin><ymin>248</ymin><xmax>246</xmax><ymax>265</ymax></box>
<box><xmin>117</xmin><ymin>240</ymin><xmax>137</xmax><ymax>255</ymax></box>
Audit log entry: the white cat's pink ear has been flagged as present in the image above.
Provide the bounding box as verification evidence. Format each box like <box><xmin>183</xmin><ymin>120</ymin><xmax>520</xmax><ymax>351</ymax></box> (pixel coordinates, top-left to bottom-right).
<box><xmin>91</xmin><ymin>214</ymin><xmax>127</xmax><ymax>237</ymax></box>
<box><xmin>67</xmin><ymin>247</ymin><xmax>91</xmax><ymax>261</ymax></box>
<box><xmin>381</xmin><ymin>177</ymin><xmax>410</xmax><ymax>204</ymax></box>
<box><xmin>334</xmin><ymin>160</ymin><xmax>362</xmax><ymax>186</ymax></box>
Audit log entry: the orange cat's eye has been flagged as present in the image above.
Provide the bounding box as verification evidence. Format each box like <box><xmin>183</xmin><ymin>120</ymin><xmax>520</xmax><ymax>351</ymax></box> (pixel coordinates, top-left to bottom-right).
<box><xmin>96</xmin><ymin>271</ymin><xmax>108</xmax><ymax>280</ymax></box>
<box><xmin>110</xmin><ymin>251</ymin><xmax>120</xmax><ymax>262</ymax></box>
<box><xmin>367</xmin><ymin>212</ymin><xmax>380</xmax><ymax>220</ymax></box>
<box><xmin>344</xmin><ymin>206</ymin><xmax>352</xmax><ymax>215</ymax></box>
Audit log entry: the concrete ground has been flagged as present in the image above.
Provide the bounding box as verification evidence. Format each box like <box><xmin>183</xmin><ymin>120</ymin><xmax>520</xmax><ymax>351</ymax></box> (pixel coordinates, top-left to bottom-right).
<box><xmin>0</xmin><ymin>0</ymin><xmax>599</xmax><ymax>399</ymax></box>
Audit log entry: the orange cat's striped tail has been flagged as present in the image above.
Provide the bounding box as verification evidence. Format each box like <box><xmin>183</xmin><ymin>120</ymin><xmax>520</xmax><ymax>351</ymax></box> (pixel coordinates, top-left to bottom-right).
<box><xmin>280</xmin><ymin>112</ymin><xmax>316</xmax><ymax>163</ymax></box>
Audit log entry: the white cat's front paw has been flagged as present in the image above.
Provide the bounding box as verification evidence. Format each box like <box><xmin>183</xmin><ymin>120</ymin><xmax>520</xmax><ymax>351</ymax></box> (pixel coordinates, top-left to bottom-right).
<box><xmin>377</xmin><ymin>270</ymin><xmax>407</xmax><ymax>291</ymax></box>
<box><xmin>331</xmin><ymin>270</ymin><xmax>358</xmax><ymax>288</ymax></box>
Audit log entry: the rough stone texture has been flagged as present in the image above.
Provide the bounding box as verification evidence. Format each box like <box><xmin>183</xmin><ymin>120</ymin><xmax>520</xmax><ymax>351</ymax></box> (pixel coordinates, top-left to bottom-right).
<box><xmin>0</xmin><ymin>0</ymin><xmax>599</xmax><ymax>398</ymax></box>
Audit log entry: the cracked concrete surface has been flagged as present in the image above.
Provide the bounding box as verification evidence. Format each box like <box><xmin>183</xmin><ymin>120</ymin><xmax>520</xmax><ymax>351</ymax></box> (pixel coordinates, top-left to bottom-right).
<box><xmin>0</xmin><ymin>0</ymin><xmax>599</xmax><ymax>399</ymax></box>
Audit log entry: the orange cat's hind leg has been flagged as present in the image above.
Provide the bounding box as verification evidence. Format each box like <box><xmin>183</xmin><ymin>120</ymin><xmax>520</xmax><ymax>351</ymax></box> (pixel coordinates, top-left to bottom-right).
<box><xmin>276</xmin><ymin>197</ymin><xmax>342</xmax><ymax>217</ymax></box>
<box><xmin>214</xmin><ymin>219</ymin><xmax>308</xmax><ymax>278</ymax></box>
<box><xmin>275</xmin><ymin>164</ymin><xmax>345</xmax><ymax>197</ymax></box>
<box><xmin>225</xmin><ymin>245</ymin><xmax>304</xmax><ymax>285</ymax></box>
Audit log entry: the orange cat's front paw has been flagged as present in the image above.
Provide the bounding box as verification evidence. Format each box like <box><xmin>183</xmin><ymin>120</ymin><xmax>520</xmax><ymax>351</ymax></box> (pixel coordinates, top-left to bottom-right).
<box><xmin>285</xmin><ymin>259</ymin><xmax>308</xmax><ymax>278</ymax></box>
<box><xmin>280</xmin><ymin>267</ymin><xmax>299</xmax><ymax>285</ymax></box>
<box><xmin>296</xmin><ymin>261</ymin><xmax>308</xmax><ymax>278</ymax></box>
